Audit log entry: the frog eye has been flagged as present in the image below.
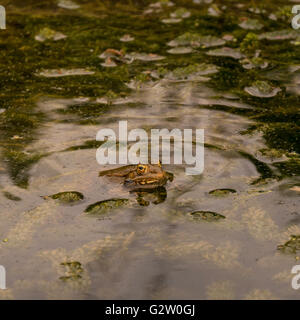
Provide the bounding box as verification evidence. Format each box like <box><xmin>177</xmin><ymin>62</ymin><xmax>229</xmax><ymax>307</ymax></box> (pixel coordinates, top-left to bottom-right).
<box><xmin>137</xmin><ymin>164</ymin><xmax>146</xmax><ymax>174</ymax></box>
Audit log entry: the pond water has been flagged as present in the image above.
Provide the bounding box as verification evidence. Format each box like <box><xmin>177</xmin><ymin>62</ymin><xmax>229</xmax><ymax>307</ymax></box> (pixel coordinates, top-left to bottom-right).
<box><xmin>0</xmin><ymin>0</ymin><xmax>299</xmax><ymax>299</ymax></box>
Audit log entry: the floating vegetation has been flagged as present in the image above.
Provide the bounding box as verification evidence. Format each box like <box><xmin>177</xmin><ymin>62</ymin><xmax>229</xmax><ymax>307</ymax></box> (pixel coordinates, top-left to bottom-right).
<box><xmin>162</xmin><ymin>18</ymin><xmax>182</xmax><ymax>24</ymax></box>
<box><xmin>170</xmin><ymin>8</ymin><xmax>191</xmax><ymax>19</ymax></box>
<box><xmin>187</xmin><ymin>211</ymin><xmax>226</xmax><ymax>222</ymax></box>
<box><xmin>247</xmin><ymin>189</ymin><xmax>272</xmax><ymax>195</ymax></box>
<box><xmin>222</xmin><ymin>34</ymin><xmax>236</xmax><ymax>42</ymax></box>
<box><xmin>208</xmin><ymin>4</ymin><xmax>222</xmax><ymax>17</ymax></box>
<box><xmin>147</xmin><ymin>0</ymin><xmax>174</xmax><ymax>12</ymax></box>
<box><xmin>277</xmin><ymin>235</ymin><xmax>300</xmax><ymax>254</ymax></box>
<box><xmin>244</xmin><ymin>81</ymin><xmax>281</xmax><ymax>98</ymax></box>
<box><xmin>125</xmin><ymin>52</ymin><xmax>165</xmax><ymax>62</ymax></box>
<box><xmin>37</xmin><ymin>69</ymin><xmax>95</xmax><ymax>77</ymax></box>
<box><xmin>238</xmin><ymin>18</ymin><xmax>263</xmax><ymax>30</ymax></box>
<box><xmin>101</xmin><ymin>58</ymin><xmax>117</xmax><ymax>68</ymax></box>
<box><xmin>43</xmin><ymin>191</ymin><xmax>84</xmax><ymax>203</ymax></box>
<box><xmin>168</xmin><ymin>33</ymin><xmax>225</xmax><ymax>48</ymax></box>
<box><xmin>206</xmin><ymin>47</ymin><xmax>244</xmax><ymax>59</ymax></box>
<box><xmin>240</xmin><ymin>57</ymin><xmax>269</xmax><ymax>70</ymax></box>
<box><xmin>197</xmin><ymin>36</ymin><xmax>226</xmax><ymax>48</ymax></box>
<box><xmin>57</xmin><ymin>0</ymin><xmax>80</xmax><ymax>10</ymax></box>
<box><xmin>259</xmin><ymin>29</ymin><xmax>299</xmax><ymax>41</ymax></box>
<box><xmin>35</xmin><ymin>27</ymin><xmax>66</xmax><ymax>42</ymax></box>
<box><xmin>99</xmin><ymin>49</ymin><xmax>132</xmax><ymax>65</ymax></box>
<box><xmin>120</xmin><ymin>34</ymin><xmax>134</xmax><ymax>42</ymax></box>
<box><xmin>99</xmin><ymin>49</ymin><xmax>123</xmax><ymax>59</ymax></box>
<box><xmin>209</xmin><ymin>189</ymin><xmax>237</xmax><ymax>197</ymax></box>
<box><xmin>84</xmin><ymin>199</ymin><xmax>129</xmax><ymax>215</ymax></box>
<box><xmin>167</xmin><ymin>47</ymin><xmax>193</xmax><ymax>54</ymax></box>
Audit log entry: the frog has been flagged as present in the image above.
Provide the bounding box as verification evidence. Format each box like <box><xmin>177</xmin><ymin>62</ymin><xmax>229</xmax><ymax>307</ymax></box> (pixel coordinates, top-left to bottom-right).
<box><xmin>99</xmin><ymin>161</ymin><xmax>173</xmax><ymax>188</ymax></box>
<box><xmin>99</xmin><ymin>162</ymin><xmax>173</xmax><ymax>205</ymax></box>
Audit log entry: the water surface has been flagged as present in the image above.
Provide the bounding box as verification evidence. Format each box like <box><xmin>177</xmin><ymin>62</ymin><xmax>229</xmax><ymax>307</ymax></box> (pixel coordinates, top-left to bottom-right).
<box><xmin>0</xmin><ymin>0</ymin><xmax>299</xmax><ymax>299</ymax></box>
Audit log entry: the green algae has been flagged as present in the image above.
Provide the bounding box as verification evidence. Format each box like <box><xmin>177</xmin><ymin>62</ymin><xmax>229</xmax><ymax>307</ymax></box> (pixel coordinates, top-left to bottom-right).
<box><xmin>56</xmin><ymin>102</ymin><xmax>109</xmax><ymax>119</ymax></box>
<box><xmin>240</xmin><ymin>32</ymin><xmax>260</xmax><ymax>54</ymax></box>
<box><xmin>168</xmin><ymin>32</ymin><xmax>225</xmax><ymax>48</ymax></box>
<box><xmin>44</xmin><ymin>191</ymin><xmax>84</xmax><ymax>203</ymax></box>
<box><xmin>170</xmin><ymin>8</ymin><xmax>191</xmax><ymax>19</ymax></box>
<box><xmin>206</xmin><ymin>47</ymin><xmax>243</xmax><ymax>59</ymax></box>
<box><xmin>35</xmin><ymin>27</ymin><xmax>66</xmax><ymax>42</ymax></box>
<box><xmin>244</xmin><ymin>81</ymin><xmax>281</xmax><ymax>98</ymax></box>
<box><xmin>274</xmin><ymin>6</ymin><xmax>294</xmax><ymax>22</ymax></box>
<box><xmin>209</xmin><ymin>189</ymin><xmax>237</xmax><ymax>197</ymax></box>
<box><xmin>187</xmin><ymin>211</ymin><xmax>226</xmax><ymax>222</ymax></box>
<box><xmin>84</xmin><ymin>198</ymin><xmax>129</xmax><ymax>215</ymax></box>
<box><xmin>238</xmin><ymin>19</ymin><xmax>263</xmax><ymax>31</ymax></box>
<box><xmin>240</xmin><ymin>56</ymin><xmax>268</xmax><ymax>70</ymax></box>
<box><xmin>259</xmin><ymin>29</ymin><xmax>299</xmax><ymax>41</ymax></box>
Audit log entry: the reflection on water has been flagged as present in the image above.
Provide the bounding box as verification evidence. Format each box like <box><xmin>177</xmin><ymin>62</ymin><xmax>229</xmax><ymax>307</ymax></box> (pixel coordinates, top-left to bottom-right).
<box><xmin>0</xmin><ymin>0</ymin><xmax>299</xmax><ymax>299</ymax></box>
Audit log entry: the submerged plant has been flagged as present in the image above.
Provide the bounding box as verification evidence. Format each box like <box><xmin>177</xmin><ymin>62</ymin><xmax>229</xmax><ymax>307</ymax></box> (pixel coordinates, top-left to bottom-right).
<box><xmin>43</xmin><ymin>191</ymin><xmax>84</xmax><ymax>203</ymax></box>
<box><xmin>187</xmin><ymin>211</ymin><xmax>226</xmax><ymax>222</ymax></box>
<box><xmin>209</xmin><ymin>189</ymin><xmax>236</xmax><ymax>197</ymax></box>
<box><xmin>84</xmin><ymin>198</ymin><xmax>129</xmax><ymax>215</ymax></box>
